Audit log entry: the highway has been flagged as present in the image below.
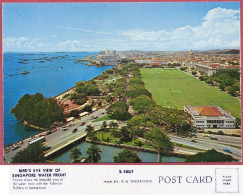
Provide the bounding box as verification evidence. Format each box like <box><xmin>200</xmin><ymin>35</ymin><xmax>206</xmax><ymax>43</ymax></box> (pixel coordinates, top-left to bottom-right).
<box><xmin>169</xmin><ymin>134</ymin><xmax>242</xmax><ymax>160</ymax></box>
<box><xmin>4</xmin><ymin>107</ymin><xmax>112</xmax><ymax>163</ymax></box>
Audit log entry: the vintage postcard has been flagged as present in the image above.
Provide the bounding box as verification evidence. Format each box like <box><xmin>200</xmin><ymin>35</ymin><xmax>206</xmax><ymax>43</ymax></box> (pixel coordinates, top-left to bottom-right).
<box><xmin>0</xmin><ymin>1</ymin><xmax>242</xmax><ymax>194</ymax></box>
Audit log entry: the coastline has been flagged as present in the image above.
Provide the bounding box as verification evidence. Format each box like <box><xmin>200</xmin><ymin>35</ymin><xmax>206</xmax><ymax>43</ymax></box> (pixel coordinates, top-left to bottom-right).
<box><xmin>4</xmin><ymin>51</ymin><xmax>114</xmax><ymax>147</ymax></box>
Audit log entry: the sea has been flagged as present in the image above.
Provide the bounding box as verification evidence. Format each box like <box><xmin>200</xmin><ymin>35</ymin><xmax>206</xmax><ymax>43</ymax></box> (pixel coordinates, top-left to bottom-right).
<box><xmin>3</xmin><ymin>52</ymin><xmax>114</xmax><ymax>146</ymax></box>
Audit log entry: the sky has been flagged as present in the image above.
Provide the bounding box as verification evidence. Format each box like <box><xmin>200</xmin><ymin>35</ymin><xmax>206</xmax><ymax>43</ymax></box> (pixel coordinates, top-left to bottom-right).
<box><xmin>2</xmin><ymin>2</ymin><xmax>240</xmax><ymax>52</ymax></box>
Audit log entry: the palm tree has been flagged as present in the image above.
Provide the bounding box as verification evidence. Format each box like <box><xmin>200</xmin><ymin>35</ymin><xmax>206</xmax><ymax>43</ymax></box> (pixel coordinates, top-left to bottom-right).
<box><xmin>86</xmin><ymin>144</ymin><xmax>102</xmax><ymax>163</ymax></box>
<box><xmin>100</xmin><ymin>121</ymin><xmax>108</xmax><ymax>140</ymax></box>
<box><xmin>109</xmin><ymin>121</ymin><xmax>118</xmax><ymax>130</ymax></box>
<box><xmin>70</xmin><ymin>147</ymin><xmax>82</xmax><ymax>163</ymax></box>
<box><xmin>85</xmin><ymin>124</ymin><xmax>94</xmax><ymax>136</ymax></box>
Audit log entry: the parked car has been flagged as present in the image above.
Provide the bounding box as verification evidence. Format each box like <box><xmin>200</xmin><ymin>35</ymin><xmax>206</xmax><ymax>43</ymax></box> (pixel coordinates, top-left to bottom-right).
<box><xmin>11</xmin><ymin>145</ymin><xmax>21</xmax><ymax>151</ymax></box>
<box><xmin>210</xmin><ymin>136</ymin><xmax>218</xmax><ymax>140</ymax></box>
<box><xmin>191</xmin><ymin>139</ymin><xmax>197</xmax><ymax>143</ymax></box>
<box><xmin>223</xmin><ymin>148</ymin><xmax>232</xmax><ymax>153</ymax></box>
<box><xmin>63</xmin><ymin>127</ymin><xmax>68</xmax><ymax>131</ymax></box>
<box><xmin>72</xmin><ymin>128</ymin><xmax>78</xmax><ymax>133</ymax></box>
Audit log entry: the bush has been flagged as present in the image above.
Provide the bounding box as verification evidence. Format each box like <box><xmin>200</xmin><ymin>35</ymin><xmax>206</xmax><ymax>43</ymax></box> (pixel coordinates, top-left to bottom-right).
<box><xmin>217</xmin><ymin>131</ymin><xmax>224</xmax><ymax>135</ymax></box>
<box><xmin>180</xmin><ymin>67</ymin><xmax>187</xmax><ymax>71</ymax></box>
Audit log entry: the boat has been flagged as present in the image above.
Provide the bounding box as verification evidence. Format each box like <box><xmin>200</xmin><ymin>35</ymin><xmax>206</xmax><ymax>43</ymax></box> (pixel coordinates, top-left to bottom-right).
<box><xmin>21</xmin><ymin>71</ymin><xmax>30</xmax><ymax>75</ymax></box>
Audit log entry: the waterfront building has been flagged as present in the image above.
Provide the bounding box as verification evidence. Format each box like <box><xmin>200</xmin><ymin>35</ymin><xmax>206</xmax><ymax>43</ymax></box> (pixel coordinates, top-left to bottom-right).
<box><xmin>184</xmin><ymin>106</ymin><xmax>235</xmax><ymax>129</ymax></box>
<box><xmin>96</xmin><ymin>49</ymin><xmax>120</xmax><ymax>65</ymax></box>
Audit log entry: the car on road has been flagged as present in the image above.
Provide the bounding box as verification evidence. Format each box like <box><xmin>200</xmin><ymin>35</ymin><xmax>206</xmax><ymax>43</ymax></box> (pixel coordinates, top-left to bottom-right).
<box><xmin>44</xmin><ymin>146</ymin><xmax>52</xmax><ymax>151</ymax></box>
<box><xmin>202</xmin><ymin>134</ymin><xmax>210</xmax><ymax>137</ymax></box>
<box><xmin>63</xmin><ymin>127</ymin><xmax>68</xmax><ymax>131</ymax></box>
<box><xmin>89</xmin><ymin>116</ymin><xmax>95</xmax><ymax>120</ymax></box>
<box><xmin>191</xmin><ymin>139</ymin><xmax>197</xmax><ymax>143</ymax></box>
<box><xmin>223</xmin><ymin>148</ymin><xmax>232</xmax><ymax>153</ymax></box>
<box><xmin>80</xmin><ymin>122</ymin><xmax>86</xmax><ymax>126</ymax></box>
<box><xmin>46</xmin><ymin>131</ymin><xmax>52</xmax><ymax>135</ymax></box>
<box><xmin>94</xmin><ymin>116</ymin><xmax>98</xmax><ymax>119</ymax></box>
<box><xmin>72</xmin><ymin>128</ymin><xmax>78</xmax><ymax>133</ymax></box>
<box><xmin>11</xmin><ymin>145</ymin><xmax>21</xmax><ymax>151</ymax></box>
<box><xmin>210</xmin><ymin>136</ymin><xmax>218</xmax><ymax>140</ymax></box>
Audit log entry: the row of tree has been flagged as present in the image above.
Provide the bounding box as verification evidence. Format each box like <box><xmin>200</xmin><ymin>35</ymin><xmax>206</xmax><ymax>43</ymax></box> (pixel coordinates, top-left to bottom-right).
<box><xmin>199</xmin><ymin>70</ymin><xmax>240</xmax><ymax>97</ymax></box>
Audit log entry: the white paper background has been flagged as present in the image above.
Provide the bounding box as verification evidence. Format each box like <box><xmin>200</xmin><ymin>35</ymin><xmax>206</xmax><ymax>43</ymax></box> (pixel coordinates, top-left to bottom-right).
<box><xmin>4</xmin><ymin>165</ymin><xmax>242</xmax><ymax>195</ymax></box>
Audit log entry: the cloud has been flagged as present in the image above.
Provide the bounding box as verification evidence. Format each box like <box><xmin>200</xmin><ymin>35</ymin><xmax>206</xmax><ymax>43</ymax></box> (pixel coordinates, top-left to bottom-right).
<box><xmin>57</xmin><ymin>25</ymin><xmax>94</xmax><ymax>33</ymax></box>
<box><xmin>3</xmin><ymin>37</ymin><xmax>28</xmax><ymax>49</ymax></box>
<box><xmin>3</xmin><ymin>7</ymin><xmax>240</xmax><ymax>51</ymax></box>
<box><xmin>120</xmin><ymin>7</ymin><xmax>240</xmax><ymax>50</ymax></box>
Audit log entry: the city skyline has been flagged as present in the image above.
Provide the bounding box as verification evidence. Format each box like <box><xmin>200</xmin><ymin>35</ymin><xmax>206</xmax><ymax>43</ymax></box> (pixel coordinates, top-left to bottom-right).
<box><xmin>3</xmin><ymin>2</ymin><xmax>240</xmax><ymax>52</ymax></box>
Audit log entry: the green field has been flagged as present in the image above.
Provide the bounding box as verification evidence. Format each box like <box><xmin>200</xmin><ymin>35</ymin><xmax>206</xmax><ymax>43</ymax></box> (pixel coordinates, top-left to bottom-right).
<box><xmin>141</xmin><ymin>68</ymin><xmax>241</xmax><ymax>118</ymax></box>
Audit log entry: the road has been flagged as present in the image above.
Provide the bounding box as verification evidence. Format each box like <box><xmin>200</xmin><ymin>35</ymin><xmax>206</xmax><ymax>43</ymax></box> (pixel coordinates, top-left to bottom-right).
<box><xmin>4</xmin><ymin>107</ymin><xmax>111</xmax><ymax>163</ymax></box>
<box><xmin>197</xmin><ymin>133</ymin><xmax>241</xmax><ymax>147</ymax></box>
<box><xmin>169</xmin><ymin>134</ymin><xmax>242</xmax><ymax>160</ymax></box>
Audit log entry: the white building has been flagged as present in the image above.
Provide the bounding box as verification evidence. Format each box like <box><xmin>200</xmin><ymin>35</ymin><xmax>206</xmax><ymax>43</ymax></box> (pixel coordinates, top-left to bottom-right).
<box><xmin>184</xmin><ymin>106</ymin><xmax>235</xmax><ymax>129</ymax></box>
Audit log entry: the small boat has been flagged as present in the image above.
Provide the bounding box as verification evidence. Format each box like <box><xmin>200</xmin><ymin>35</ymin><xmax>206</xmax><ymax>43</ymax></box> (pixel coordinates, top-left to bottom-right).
<box><xmin>21</xmin><ymin>70</ymin><xmax>30</xmax><ymax>74</ymax></box>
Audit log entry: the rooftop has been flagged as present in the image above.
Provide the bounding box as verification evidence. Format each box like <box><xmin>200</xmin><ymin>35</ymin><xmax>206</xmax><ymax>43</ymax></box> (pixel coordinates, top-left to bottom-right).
<box><xmin>192</xmin><ymin>106</ymin><xmax>223</xmax><ymax>116</ymax></box>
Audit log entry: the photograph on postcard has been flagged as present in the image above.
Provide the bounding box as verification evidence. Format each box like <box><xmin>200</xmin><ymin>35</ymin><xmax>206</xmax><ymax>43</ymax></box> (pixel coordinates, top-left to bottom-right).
<box><xmin>2</xmin><ymin>2</ymin><xmax>241</xmax><ymax>164</ymax></box>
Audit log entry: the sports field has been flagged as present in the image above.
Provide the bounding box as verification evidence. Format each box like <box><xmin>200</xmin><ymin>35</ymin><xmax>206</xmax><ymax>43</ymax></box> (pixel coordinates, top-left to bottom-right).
<box><xmin>141</xmin><ymin>68</ymin><xmax>241</xmax><ymax>118</ymax></box>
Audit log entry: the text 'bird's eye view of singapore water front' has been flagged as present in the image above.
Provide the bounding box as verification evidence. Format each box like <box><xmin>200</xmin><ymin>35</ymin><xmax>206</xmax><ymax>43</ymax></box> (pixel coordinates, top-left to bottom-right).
<box><xmin>2</xmin><ymin>2</ymin><xmax>241</xmax><ymax>164</ymax></box>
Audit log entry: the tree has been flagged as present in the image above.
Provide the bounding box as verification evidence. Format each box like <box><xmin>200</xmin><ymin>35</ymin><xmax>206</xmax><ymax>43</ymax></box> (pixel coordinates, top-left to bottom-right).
<box><xmin>129</xmin><ymin>95</ymin><xmax>155</xmax><ymax>113</ymax></box>
<box><xmin>120</xmin><ymin>126</ymin><xmax>131</xmax><ymax>142</ymax></box>
<box><xmin>145</xmin><ymin>128</ymin><xmax>173</xmax><ymax>162</ymax></box>
<box><xmin>70</xmin><ymin>110</ymin><xmax>79</xmax><ymax>117</ymax></box>
<box><xmin>235</xmin><ymin>118</ymin><xmax>241</xmax><ymax>128</ymax></box>
<box><xmin>106</xmin><ymin>101</ymin><xmax>132</xmax><ymax>121</ymax></box>
<box><xmin>11</xmin><ymin>93</ymin><xmax>65</xmax><ymax>128</ymax></box>
<box><xmin>113</xmin><ymin>149</ymin><xmax>142</xmax><ymax>163</ymax></box>
<box><xmin>109</xmin><ymin>121</ymin><xmax>118</xmax><ymax>130</ymax></box>
<box><xmin>12</xmin><ymin>143</ymin><xmax>45</xmax><ymax>163</ymax></box>
<box><xmin>85</xmin><ymin>124</ymin><xmax>94</xmax><ymax>137</ymax></box>
<box><xmin>86</xmin><ymin>144</ymin><xmax>102</xmax><ymax>163</ymax></box>
<box><xmin>228</xmin><ymin>86</ymin><xmax>237</xmax><ymax>97</ymax></box>
<box><xmin>127</xmin><ymin>114</ymin><xmax>153</xmax><ymax>137</ymax></box>
<box><xmin>100</xmin><ymin>121</ymin><xmax>108</xmax><ymax>140</ymax></box>
<box><xmin>70</xmin><ymin>147</ymin><xmax>82</xmax><ymax>163</ymax></box>
<box><xmin>186</xmin><ymin>149</ymin><xmax>236</xmax><ymax>162</ymax></box>
<box><xmin>83</xmin><ymin>105</ymin><xmax>92</xmax><ymax>112</ymax></box>
<box><xmin>75</xmin><ymin>82</ymin><xmax>100</xmax><ymax>96</ymax></box>
<box><xmin>126</xmin><ymin>88</ymin><xmax>152</xmax><ymax>99</ymax></box>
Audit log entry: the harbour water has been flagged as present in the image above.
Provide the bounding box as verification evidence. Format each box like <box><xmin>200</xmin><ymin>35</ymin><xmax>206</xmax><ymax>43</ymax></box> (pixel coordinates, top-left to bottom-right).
<box><xmin>53</xmin><ymin>142</ymin><xmax>186</xmax><ymax>163</ymax></box>
<box><xmin>3</xmin><ymin>52</ymin><xmax>113</xmax><ymax>146</ymax></box>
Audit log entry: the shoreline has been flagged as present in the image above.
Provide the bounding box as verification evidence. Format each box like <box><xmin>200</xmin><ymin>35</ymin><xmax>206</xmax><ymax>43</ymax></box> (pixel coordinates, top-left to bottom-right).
<box><xmin>5</xmin><ymin>55</ymin><xmax>115</xmax><ymax>146</ymax></box>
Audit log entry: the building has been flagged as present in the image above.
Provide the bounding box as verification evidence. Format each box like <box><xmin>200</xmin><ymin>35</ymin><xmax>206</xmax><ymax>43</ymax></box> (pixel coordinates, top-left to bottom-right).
<box><xmin>184</xmin><ymin>106</ymin><xmax>235</xmax><ymax>129</ymax></box>
<box><xmin>95</xmin><ymin>49</ymin><xmax>120</xmax><ymax>65</ymax></box>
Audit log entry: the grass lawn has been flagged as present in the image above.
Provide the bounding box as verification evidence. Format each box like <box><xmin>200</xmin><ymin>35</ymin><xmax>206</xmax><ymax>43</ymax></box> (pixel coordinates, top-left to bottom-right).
<box><xmin>94</xmin><ymin>115</ymin><xmax>112</xmax><ymax>122</ymax></box>
<box><xmin>141</xmin><ymin>68</ymin><xmax>241</xmax><ymax>118</ymax></box>
<box><xmin>172</xmin><ymin>142</ymin><xmax>205</xmax><ymax>151</ymax></box>
<box><xmin>94</xmin><ymin>131</ymin><xmax>155</xmax><ymax>149</ymax></box>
